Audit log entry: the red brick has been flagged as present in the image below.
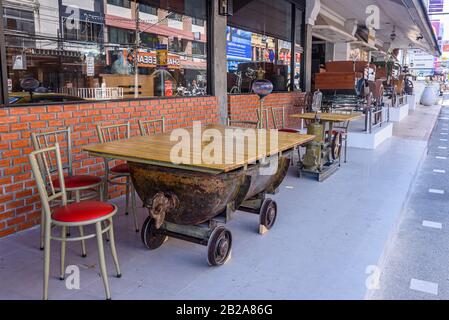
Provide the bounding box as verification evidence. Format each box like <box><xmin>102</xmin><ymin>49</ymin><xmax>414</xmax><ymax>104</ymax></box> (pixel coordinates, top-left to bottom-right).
<box><xmin>5</xmin><ymin>183</ymin><xmax>24</xmax><ymax>193</ymax></box>
<box><xmin>20</xmin><ymin>114</ymin><xmax>39</xmax><ymax>122</ymax></box>
<box><xmin>13</xmin><ymin>157</ymin><xmax>28</xmax><ymax>166</ymax></box>
<box><xmin>0</xmin><ymin>211</ymin><xmax>14</xmax><ymax>221</ymax></box>
<box><xmin>11</xmin><ymin>138</ymin><xmax>30</xmax><ymax>148</ymax></box>
<box><xmin>2</xmin><ymin>149</ymin><xmax>20</xmax><ymax>158</ymax></box>
<box><xmin>4</xmin><ymin>166</ymin><xmax>22</xmax><ymax>175</ymax></box>
<box><xmin>7</xmin><ymin>216</ymin><xmax>25</xmax><ymax>227</ymax></box>
<box><xmin>10</xmin><ymin>123</ymin><xmax>29</xmax><ymax>131</ymax></box>
<box><xmin>0</xmin><ymin>159</ymin><xmax>10</xmax><ymax>167</ymax></box>
<box><xmin>0</xmin><ymin>116</ymin><xmax>18</xmax><ymax>124</ymax></box>
<box><xmin>30</xmin><ymin>121</ymin><xmax>47</xmax><ymax>129</ymax></box>
<box><xmin>1</xmin><ymin>132</ymin><xmax>20</xmax><ymax>141</ymax></box>
<box><xmin>0</xmin><ymin>227</ymin><xmax>16</xmax><ymax>238</ymax></box>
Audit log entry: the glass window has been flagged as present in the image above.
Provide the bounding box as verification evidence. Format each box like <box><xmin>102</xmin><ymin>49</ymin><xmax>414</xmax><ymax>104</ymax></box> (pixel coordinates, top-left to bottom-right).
<box><xmin>140</xmin><ymin>4</ymin><xmax>157</xmax><ymax>15</ymax></box>
<box><xmin>192</xmin><ymin>17</ymin><xmax>204</xmax><ymax>26</ymax></box>
<box><xmin>227</xmin><ymin>0</ymin><xmax>293</xmax><ymax>93</ymax></box>
<box><xmin>107</xmin><ymin>0</ymin><xmax>131</xmax><ymax>8</ymax></box>
<box><xmin>3</xmin><ymin>0</ymin><xmax>208</xmax><ymax>105</ymax></box>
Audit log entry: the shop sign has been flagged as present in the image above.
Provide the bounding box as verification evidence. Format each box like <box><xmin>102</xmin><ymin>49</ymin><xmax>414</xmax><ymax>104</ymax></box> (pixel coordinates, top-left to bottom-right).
<box><xmin>133</xmin><ymin>50</ymin><xmax>180</xmax><ymax>69</ymax></box>
<box><xmin>86</xmin><ymin>56</ymin><xmax>95</xmax><ymax>76</ymax></box>
<box><xmin>156</xmin><ymin>44</ymin><xmax>168</xmax><ymax>69</ymax></box>
<box><xmin>226</xmin><ymin>27</ymin><xmax>252</xmax><ymax>61</ymax></box>
<box><xmin>12</xmin><ymin>55</ymin><xmax>26</xmax><ymax>70</ymax></box>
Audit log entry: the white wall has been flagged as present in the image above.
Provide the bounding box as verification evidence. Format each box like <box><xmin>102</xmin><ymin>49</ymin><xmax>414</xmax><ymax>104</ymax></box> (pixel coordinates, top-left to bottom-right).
<box><xmin>106</xmin><ymin>4</ymin><xmax>131</xmax><ymax>18</ymax></box>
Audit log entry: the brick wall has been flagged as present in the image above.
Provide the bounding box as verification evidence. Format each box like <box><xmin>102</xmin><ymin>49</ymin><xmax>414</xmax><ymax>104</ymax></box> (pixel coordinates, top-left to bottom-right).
<box><xmin>0</xmin><ymin>96</ymin><xmax>218</xmax><ymax>238</ymax></box>
<box><xmin>228</xmin><ymin>92</ymin><xmax>308</xmax><ymax>129</ymax></box>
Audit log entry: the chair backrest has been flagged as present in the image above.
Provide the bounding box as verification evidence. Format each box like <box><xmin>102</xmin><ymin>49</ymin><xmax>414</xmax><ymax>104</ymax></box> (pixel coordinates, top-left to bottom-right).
<box><xmin>97</xmin><ymin>123</ymin><xmax>130</xmax><ymax>143</ymax></box>
<box><xmin>270</xmin><ymin>107</ymin><xmax>286</xmax><ymax>130</ymax></box>
<box><xmin>139</xmin><ymin>117</ymin><xmax>165</xmax><ymax>136</ymax></box>
<box><xmin>29</xmin><ymin>144</ymin><xmax>67</xmax><ymax>221</ymax></box>
<box><xmin>31</xmin><ymin>128</ymin><xmax>72</xmax><ymax>176</ymax></box>
<box><xmin>256</xmin><ymin>108</ymin><xmax>269</xmax><ymax>129</ymax></box>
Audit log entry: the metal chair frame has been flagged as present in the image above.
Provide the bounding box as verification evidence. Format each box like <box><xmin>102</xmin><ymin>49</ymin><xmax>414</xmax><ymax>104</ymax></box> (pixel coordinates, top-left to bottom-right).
<box><xmin>227</xmin><ymin>109</ymin><xmax>269</xmax><ymax>129</ymax></box>
<box><xmin>139</xmin><ymin>117</ymin><xmax>166</xmax><ymax>136</ymax></box>
<box><xmin>96</xmin><ymin>122</ymin><xmax>139</xmax><ymax>232</ymax></box>
<box><xmin>32</xmin><ymin>128</ymin><xmax>103</xmax><ymax>254</ymax></box>
<box><xmin>29</xmin><ymin>144</ymin><xmax>121</xmax><ymax>300</ymax></box>
<box><xmin>270</xmin><ymin>106</ymin><xmax>301</xmax><ymax>163</ymax></box>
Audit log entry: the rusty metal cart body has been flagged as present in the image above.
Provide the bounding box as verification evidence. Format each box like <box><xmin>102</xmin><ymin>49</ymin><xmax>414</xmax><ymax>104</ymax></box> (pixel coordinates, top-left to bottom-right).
<box><xmin>84</xmin><ymin>124</ymin><xmax>314</xmax><ymax>266</ymax></box>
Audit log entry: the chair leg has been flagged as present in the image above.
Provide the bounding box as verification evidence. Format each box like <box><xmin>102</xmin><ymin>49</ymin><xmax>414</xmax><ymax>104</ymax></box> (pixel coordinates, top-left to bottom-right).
<box><xmin>40</xmin><ymin>208</ymin><xmax>45</xmax><ymax>250</ymax></box>
<box><xmin>43</xmin><ymin>221</ymin><xmax>51</xmax><ymax>300</ymax></box>
<box><xmin>103</xmin><ymin>169</ymin><xmax>109</xmax><ymax>201</ymax></box>
<box><xmin>60</xmin><ymin>226</ymin><xmax>67</xmax><ymax>280</ymax></box>
<box><xmin>131</xmin><ymin>184</ymin><xmax>139</xmax><ymax>232</ymax></box>
<box><xmin>125</xmin><ymin>177</ymin><xmax>130</xmax><ymax>216</ymax></box>
<box><xmin>79</xmin><ymin>226</ymin><xmax>87</xmax><ymax>257</ymax></box>
<box><xmin>95</xmin><ymin>222</ymin><xmax>111</xmax><ymax>300</ymax></box>
<box><xmin>108</xmin><ymin>218</ymin><xmax>121</xmax><ymax>278</ymax></box>
<box><xmin>99</xmin><ymin>182</ymin><xmax>104</xmax><ymax>202</ymax></box>
<box><xmin>344</xmin><ymin>137</ymin><xmax>348</xmax><ymax>163</ymax></box>
<box><xmin>75</xmin><ymin>191</ymin><xmax>87</xmax><ymax>258</ymax></box>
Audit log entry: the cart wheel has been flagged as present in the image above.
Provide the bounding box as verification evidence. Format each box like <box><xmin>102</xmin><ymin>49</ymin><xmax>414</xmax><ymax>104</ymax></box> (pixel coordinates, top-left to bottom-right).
<box><xmin>259</xmin><ymin>199</ymin><xmax>277</xmax><ymax>230</ymax></box>
<box><xmin>331</xmin><ymin>132</ymin><xmax>342</xmax><ymax>160</ymax></box>
<box><xmin>207</xmin><ymin>226</ymin><xmax>232</xmax><ymax>266</ymax></box>
<box><xmin>141</xmin><ymin>216</ymin><xmax>167</xmax><ymax>250</ymax></box>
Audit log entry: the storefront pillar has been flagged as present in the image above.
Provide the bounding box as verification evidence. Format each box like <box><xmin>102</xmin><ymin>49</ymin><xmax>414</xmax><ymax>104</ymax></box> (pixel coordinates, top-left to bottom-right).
<box><xmin>0</xmin><ymin>0</ymin><xmax>8</xmax><ymax>106</ymax></box>
<box><xmin>303</xmin><ymin>0</ymin><xmax>320</xmax><ymax>92</ymax></box>
<box><xmin>210</xmin><ymin>0</ymin><xmax>228</xmax><ymax>124</ymax></box>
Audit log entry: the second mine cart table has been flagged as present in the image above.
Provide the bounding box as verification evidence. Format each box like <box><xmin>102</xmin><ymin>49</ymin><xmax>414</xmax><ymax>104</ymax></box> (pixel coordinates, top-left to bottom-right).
<box><xmin>84</xmin><ymin>124</ymin><xmax>314</xmax><ymax>266</ymax></box>
<box><xmin>290</xmin><ymin>112</ymin><xmax>363</xmax><ymax>181</ymax></box>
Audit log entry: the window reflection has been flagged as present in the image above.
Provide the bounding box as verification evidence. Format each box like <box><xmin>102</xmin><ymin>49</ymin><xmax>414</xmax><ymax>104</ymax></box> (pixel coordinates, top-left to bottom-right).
<box><xmin>3</xmin><ymin>0</ymin><xmax>208</xmax><ymax>105</ymax></box>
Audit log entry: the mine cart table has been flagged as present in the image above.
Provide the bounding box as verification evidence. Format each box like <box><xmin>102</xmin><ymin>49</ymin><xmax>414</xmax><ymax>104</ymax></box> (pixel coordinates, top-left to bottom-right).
<box><xmin>290</xmin><ymin>112</ymin><xmax>363</xmax><ymax>181</ymax></box>
<box><xmin>84</xmin><ymin>124</ymin><xmax>314</xmax><ymax>266</ymax></box>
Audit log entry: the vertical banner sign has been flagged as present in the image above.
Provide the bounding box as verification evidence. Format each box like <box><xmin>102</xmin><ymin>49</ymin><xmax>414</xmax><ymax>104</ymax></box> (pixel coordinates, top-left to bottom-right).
<box><xmin>86</xmin><ymin>56</ymin><xmax>95</xmax><ymax>76</ymax></box>
<box><xmin>156</xmin><ymin>44</ymin><xmax>168</xmax><ymax>69</ymax></box>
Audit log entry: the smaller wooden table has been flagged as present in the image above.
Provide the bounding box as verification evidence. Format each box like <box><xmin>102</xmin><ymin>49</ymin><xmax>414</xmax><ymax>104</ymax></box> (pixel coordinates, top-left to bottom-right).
<box><xmin>289</xmin><ymin>112</ymin><xmax>363</xmax><ymax>123</ymax></box>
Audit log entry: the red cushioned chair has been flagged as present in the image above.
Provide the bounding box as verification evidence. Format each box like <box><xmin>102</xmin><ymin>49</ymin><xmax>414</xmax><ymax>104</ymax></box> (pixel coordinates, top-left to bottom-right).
<box><xmin>96</xmin><ymin>122</ymin><xmax>139</xmax><ymax>232</ymax></box>
<box><xmin>32</xmin><ymin>128</ymin><xmax>103</xmax><ymax>255</ymax></box>
<box><xmin>29</xmin><ymin>144</ymin><xmax>121</xmax><ymax>300</ymax></box>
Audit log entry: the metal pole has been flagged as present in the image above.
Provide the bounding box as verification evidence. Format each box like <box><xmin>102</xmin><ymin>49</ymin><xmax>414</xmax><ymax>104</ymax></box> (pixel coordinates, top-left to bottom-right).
<box><xmin>134</xmin><ymin>0</ymin><xmax>140</xmax><ymax>98</ymax></box>
<box><xmin>0</xmin><ymin>0</ymin><xmax>8</xmax><ymax>106</ymax></box>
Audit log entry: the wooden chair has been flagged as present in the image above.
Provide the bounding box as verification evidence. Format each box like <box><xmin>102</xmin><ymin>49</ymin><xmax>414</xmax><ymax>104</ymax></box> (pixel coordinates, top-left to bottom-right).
<box><xmin>29</xmin><ymin>144</ymin><xmax>121</xmax><ymax>300</ymax></box>
<box><xmin>270</xmin><ymin>106</ymin><xmax>302</xmax><ymax>162</ymax></box>
<box><xmin>96</xmin><ymin>123</ymin><xmax>139</xmax><ymax>232</ymax></box>
<box><xmin>32</xmin><ymin>128</ymin><xmax>103</xmax><ymax>255</ymax></box>
<box><xmin>139</xmin><ymin>117</ymin><xmax>165</xmax><ymax>135</ymax></box>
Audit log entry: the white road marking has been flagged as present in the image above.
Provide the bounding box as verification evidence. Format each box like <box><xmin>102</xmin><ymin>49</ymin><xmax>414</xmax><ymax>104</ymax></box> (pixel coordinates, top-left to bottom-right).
<box><xmin>429</xmin><ymin>189</ymin><xmax>445</xmax><ymax>194</ymax></box>
<box><xmin>423</xmin><ymin>221</ymin><xmax>443</xmax><ymax>229</ymax></box>
<box><xmin>438</xmin><ymin>146</ymin><xmax>447</xmax><ymax>150</ymax></box>
<box><xmin>440</xmin><ymin>139</ymin><xmax>448</xmax><ymax>142</ymax></box>
<box><xmin>436</xmin><ymin>156</ymin><xmax>447</xmax><ymax>160</ymax></box>
<box><xmin>433</xmin><ymin>169</ymin><xmax>446</xmax><ymax>173</ymax></box>
<box><xmin>441</xmin><ymin>133</ymin><xmax>448</xmax><ymax>135</ymax></box>
<box><xmin>285</xmin><ymin>186</ymin><xmax>294</xmax><ymax>189</ymax></box>
<box><xmin>410</xmin><ymin>279</ymin><xmax>438</xmax><ymax>295</ymax></box>
<box><xmin>443</xmin><ymin>128</ymin><xmax>449</xmax><ymax>131</ymax></box>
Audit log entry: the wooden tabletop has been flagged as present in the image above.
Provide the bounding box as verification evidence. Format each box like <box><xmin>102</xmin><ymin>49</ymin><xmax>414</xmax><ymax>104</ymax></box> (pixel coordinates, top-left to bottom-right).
<box><xmin>290</xmin><ymin>112</ymin><xmax>363</xmax><ymax>122</ymax></box>
<box><xmin>83</xmin><ymin>124</ymin><xmax>315</xmax><ymax>174</ymax></box>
